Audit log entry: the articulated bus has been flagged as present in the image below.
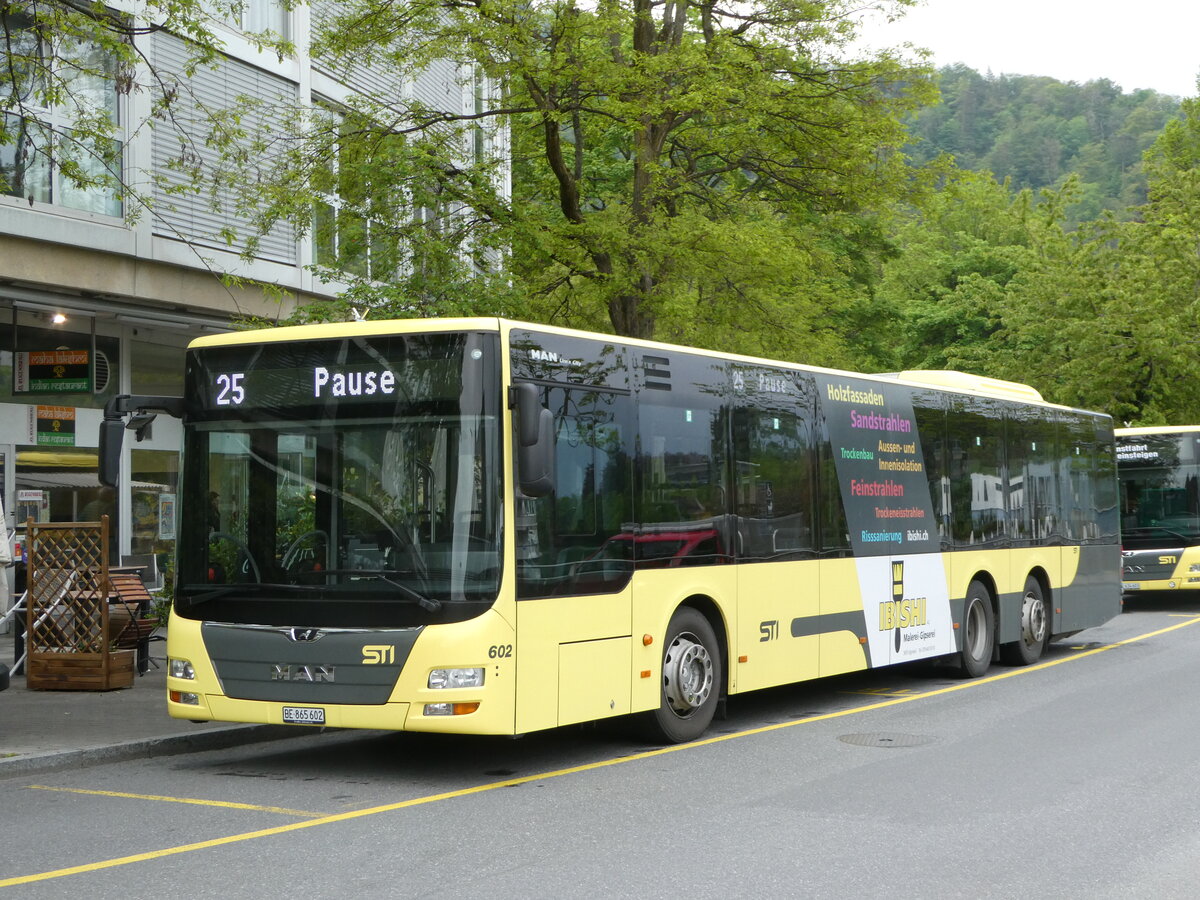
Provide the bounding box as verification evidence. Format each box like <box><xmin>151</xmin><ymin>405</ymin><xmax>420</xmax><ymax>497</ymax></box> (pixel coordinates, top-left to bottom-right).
<box><xmin>101</xmin><ymin>318</ymin><xmax>1121</xmax><ymax>743</ymax></box>
<box><xmin>1115</xmin><ymin>426</ymin><xmax>1200</xmax><ymax>594</ymax></box>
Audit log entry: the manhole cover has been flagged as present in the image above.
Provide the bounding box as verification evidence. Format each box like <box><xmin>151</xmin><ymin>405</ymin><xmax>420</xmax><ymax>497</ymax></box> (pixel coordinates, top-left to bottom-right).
<box><xmin>838</xmin><ymin>732</ymin><xmax>935</xmax><ymax>749</ymax></box>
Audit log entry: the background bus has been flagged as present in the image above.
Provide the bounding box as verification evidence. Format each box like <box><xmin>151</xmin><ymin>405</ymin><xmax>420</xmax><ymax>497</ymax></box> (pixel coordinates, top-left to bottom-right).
<box><xmin>1116</xmin><ymin>426</ymin><xmax>1200</xmax><ymax>594</ymax></box>
<box><xmin>103</xmin><ymin>318</ymin><xmax>1121</xmax><ymax>743</ymax></box>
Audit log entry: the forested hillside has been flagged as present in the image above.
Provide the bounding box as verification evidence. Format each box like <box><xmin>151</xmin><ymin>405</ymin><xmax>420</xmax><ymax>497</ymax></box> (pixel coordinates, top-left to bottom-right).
<box><xmin>905</xmin><ymin>65</ymin><xmax>1183</xmax><ymax>224</ymax></box>
<box><xmin>880</xmin><ymin>82</ymin><xmax>1200</xmax><ymax>425</ymax></box>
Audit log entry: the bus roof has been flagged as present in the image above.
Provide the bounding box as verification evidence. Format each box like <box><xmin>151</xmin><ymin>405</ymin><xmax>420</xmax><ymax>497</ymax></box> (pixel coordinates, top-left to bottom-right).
<box><xmin>189</xmin><ymin>317</ymin><xmax>1076</xmax><ymax>410</ymax></box>
<box><xmin>885</xmin><ymin>370</ymin><xmax>1044</xmax><ymax>403</ymax></box>
<box><xmin>1115</xmin><ymin>425</ymin><xmax>1200</xmax><ymax>436</ymax></box>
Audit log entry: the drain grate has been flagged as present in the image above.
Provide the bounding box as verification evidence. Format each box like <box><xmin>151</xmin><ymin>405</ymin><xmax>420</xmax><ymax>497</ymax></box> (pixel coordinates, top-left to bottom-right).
<box><xmin>838</xmin><ymin>732</ymin><xmax>936</xmax><ymax>749</ymax></box>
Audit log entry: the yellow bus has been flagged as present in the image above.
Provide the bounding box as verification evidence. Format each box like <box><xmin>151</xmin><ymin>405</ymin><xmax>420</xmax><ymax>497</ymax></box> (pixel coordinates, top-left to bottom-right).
<box><xmin>102</xmin><ymin>318</ymin><xmax>1121</xmax><ymax>742</ymax></box>
<box><xmin>1116</xmin><ymin>426</ymin><xmax>1200</xmax><ymax>594</ymax></box>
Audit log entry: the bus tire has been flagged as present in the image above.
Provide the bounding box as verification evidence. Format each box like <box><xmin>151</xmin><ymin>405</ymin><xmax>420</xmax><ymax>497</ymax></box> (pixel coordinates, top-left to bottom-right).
<box><xmin>644</xmin><ymin>607</ymin><xmax>721</xmax><ymax>743</ymax></box>
<box><xmin>959</xmin><ymin>580</ymin><xmax>994</xmax><ymax>678</ymax></box>
<box><xmin>1000</xmin><ymin>576</ymin><xmax>1048</xmax><ymax>666</ymax></box>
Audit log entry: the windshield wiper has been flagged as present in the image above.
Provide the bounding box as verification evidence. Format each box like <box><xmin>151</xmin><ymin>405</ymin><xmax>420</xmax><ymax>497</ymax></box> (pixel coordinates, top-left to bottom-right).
<box><xmin>312</xmin><ymin>569</ymin><xmax>442</xmax><ymax>612</ymax></box>
<box><xmin>183</xmin><ymin>584</ymin><xmax>259</xmax><ymax>604</ymax></box>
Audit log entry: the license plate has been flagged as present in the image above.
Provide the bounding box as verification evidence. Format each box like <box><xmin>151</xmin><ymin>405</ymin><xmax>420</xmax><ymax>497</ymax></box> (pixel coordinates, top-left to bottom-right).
<box><xmin>282</xmin><ymin>706</ymin><xmax>325</xmax><ymax>725</ymax></box>
<box><xmin>1122</xmin><ymin>582</ymin><xmax>1141</xmax><ymax>591</ymax></box>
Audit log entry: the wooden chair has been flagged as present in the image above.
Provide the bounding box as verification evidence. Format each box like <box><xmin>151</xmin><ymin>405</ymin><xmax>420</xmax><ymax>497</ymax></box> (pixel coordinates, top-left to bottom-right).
<box><xmin>108</xmin><ymin>572</ymin><xmax>164</xmax><ymax>674</ymax></box>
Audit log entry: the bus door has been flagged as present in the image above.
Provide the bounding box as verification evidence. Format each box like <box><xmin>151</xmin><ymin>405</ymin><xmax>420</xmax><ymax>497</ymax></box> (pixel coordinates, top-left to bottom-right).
<box><xmin>730</xmin><ymin>364</ymin><xmax>820</xmax><ymax>692</ymax></box>
<box><xmin>513</xmin><ymin>382</ymin><xmax>636</xmax><ymax>733</ymax></box>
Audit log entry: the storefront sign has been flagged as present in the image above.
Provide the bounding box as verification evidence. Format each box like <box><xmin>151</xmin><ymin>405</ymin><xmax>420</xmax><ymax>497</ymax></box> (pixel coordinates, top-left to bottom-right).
<box><xmin>158</xmin><ymin>493</ymin><xmax>177</xmax><ymax>540</ymax></box>
<box><xmin>13</xmin><ymin>349</ymin><xmax>92</xmax><ymax>393</ymax></box>
<box><xmin>32</xmin><ymin>406</ymin><xmax>77</xmax><ymax>446</ymax></box>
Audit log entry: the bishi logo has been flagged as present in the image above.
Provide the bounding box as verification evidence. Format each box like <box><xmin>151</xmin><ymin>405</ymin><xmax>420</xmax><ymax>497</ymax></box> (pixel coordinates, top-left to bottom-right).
<box><xmin>879</xmin><ymin>561</ymin><xmax>928</xmax><ymax>651</ymax></box>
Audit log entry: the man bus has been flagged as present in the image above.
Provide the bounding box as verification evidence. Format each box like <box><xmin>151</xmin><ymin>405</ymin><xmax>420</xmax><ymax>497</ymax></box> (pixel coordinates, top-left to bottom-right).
<box><xmin>1116</xmin><ymin>426</ymin><xmax>1200</xmax><ymax>595</ymax></box>
<box><xmin>101</xmin><ymin>318</ymin><xmax>1121</xmax><ymax>743</ymax></box>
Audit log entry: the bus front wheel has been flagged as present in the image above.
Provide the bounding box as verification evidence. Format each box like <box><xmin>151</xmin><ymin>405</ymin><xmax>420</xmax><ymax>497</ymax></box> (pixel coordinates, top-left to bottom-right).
<box><xmin>645</xmin><ymin>607</ymin><xmax>721</xmax><ymax>743</ymax></box>
<box><xmin>999</xmin><ymin>576</ymin><xmax>1048</xmax><ymax>666</ymax></box>
<box><xmin>959</xmin><ymin>581</ymin><xmax>994</xmax><ymax>678</ymax></box>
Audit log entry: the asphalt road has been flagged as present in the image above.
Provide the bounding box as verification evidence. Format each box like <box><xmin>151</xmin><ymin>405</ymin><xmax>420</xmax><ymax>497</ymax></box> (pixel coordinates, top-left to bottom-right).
<box><xmin>3</xmin><ymin>592</ymin><xmax>1199</xmax><ymax>898</ymax></box>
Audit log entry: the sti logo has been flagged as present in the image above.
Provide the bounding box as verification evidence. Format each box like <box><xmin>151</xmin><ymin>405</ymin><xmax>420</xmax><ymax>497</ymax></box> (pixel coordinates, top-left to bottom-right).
<box><xmin>362</xmin><ymin>645</ymin><xmax>395</xmax><ymax>664</ymax></box>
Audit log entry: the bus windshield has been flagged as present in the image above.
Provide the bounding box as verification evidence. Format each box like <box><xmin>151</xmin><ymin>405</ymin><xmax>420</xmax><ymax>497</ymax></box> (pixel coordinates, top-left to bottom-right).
<box><xmin>1118</xmin><ymin>432</ymin><xmax>1200</xmax><ymax>549</ymax></box>
<box><xmin>174</xmin><ymin>331</ymin><xmax>502</xmax><ymax>627</ymax></box>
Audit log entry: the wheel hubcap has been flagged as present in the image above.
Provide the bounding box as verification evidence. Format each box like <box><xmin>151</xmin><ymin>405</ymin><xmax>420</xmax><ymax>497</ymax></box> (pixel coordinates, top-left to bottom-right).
<box><xmin>663</xmin><ymin>632</ymin><xmax>713</xmax><ymax>716</ymax></box>
<box><xmin>1020</xmin><ymin>591</ymin><xmax>1047</xmax><ymax>648</ymax></box>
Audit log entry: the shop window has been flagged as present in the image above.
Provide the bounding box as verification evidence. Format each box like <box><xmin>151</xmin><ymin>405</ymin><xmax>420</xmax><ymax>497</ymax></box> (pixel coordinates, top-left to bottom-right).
<box><xmin>131</xmin><ymin>448</ymin><xmax>179</xmax><ymax>589</ymax></box>
<box><xmin>131</xmin><ymin>337</ymin><xmax>186</xmax><ymax>396</ymax></box>
<box><xmin>0</xmin><ymin>312</ymin><xmax>120</xmax><ymax>410</ymax></box>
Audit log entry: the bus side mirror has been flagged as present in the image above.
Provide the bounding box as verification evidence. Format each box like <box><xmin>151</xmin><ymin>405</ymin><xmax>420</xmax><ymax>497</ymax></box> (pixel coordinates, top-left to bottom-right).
<box><xmin>511</xmin><ymin>382</ymin><xmax>555</xmax><ymax>497</ymax></box>
<box><xmin>99</xmin><ymin>418</ymin><xmax>124</xmax><ymax>488</ymax></box>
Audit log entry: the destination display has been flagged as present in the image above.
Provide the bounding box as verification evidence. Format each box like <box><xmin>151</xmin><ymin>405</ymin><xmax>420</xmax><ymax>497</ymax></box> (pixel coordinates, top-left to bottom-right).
<box><xmin>187</xmin><ymin>333</ymin><xmax>498</xmax><ymax>416</ymax></box>
<box><xmin>1115</xmin><ymin>434</ymin><xmax>1190</xmax><ymax>466</ymax></box>
<box><xmin>814</xmin><ymin>375</ymin><xmax>955</xmax><ymax>665</ymax></box>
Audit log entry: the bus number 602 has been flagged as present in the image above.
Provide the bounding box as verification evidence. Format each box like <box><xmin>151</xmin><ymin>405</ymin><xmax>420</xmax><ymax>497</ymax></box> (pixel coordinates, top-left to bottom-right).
<box><xmin>488</xmin><ymin>644</ymin><xmax>513</xmax><ymax>659</ymax></box>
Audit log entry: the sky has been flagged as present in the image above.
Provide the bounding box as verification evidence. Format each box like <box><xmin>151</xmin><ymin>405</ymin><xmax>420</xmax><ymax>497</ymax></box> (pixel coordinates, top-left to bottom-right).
<box><xmin>853</xmin><ymin>0</ymin><xmax>1200</xmax><ymax>98</ymax></box>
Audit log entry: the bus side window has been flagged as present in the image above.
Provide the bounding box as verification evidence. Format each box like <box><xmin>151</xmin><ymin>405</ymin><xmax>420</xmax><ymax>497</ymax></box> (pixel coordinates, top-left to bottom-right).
<box><xmin>515</xmin><ymin>386</ymin><xmax>634</xmax><ymax>599</ymax></box>
<box><xmin>731</xmin><ymin>366</ymin><xmax>816</xmax><ymax>562</ymax></box>
<box><xmin>636</xmin><ymin>353</ymin><xmax>730</xmax><ymax>566</ymax></box>
<box><xmin>911</xmin><ymin>390</ymin><xmax>948</xmax><ymax>546</ymax></box>
<box><xmin>947</xmin><ymin>397</ymin><xmax>1006</xmax><ymax>547</ymax></box>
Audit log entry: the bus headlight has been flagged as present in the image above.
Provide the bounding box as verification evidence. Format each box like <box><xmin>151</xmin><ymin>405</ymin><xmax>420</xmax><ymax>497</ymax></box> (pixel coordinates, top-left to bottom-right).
<box><xmin>428</xmin><ymin>668</ymin><xmax>484</xmax><ymax>689</ymax></box>
<box><xmin>169</xmin><ymin>658</ymin><xmax>195</xmax><ymax>680</ymax></box>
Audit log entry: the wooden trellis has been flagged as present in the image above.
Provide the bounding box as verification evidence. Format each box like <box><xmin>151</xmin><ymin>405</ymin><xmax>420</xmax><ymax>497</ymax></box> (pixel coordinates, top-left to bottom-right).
<box><xmin>25</xmin><ymin>516</ymin><xmax>134</xmax><ymax>691</ymax></box>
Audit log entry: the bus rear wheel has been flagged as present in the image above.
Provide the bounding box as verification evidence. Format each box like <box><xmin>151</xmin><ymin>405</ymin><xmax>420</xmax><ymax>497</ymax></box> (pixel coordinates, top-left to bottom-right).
<box><xmin>959</xmin><ymin>580</ymin><xmax>994</xmax><ymax>678</ymax></box>
<box><xmin>1000</xmin><ymin>576</ymin><xmax>1048</xmax><ymax>666</ymax></box>
<box><xmin>644</xmin><ymin>607</ymin><xmax>721</xmax><ymax>744</ymax></box>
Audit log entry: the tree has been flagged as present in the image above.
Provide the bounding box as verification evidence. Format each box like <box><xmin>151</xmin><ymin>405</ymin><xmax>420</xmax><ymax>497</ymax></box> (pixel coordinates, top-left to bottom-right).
<box><xmin>246</xmin><ymin>0</ymin><xmax>934</xmax><ymax>350</ymax></box>
<box><xmin>878</xmin><ymin>167</ymin><xmax>1044</xmax><ymax>372</ymax></box>
<box><xmin>885</xmin><ymin>91</ymin><xmax>1200</xmax><ymax>425</ymax></box>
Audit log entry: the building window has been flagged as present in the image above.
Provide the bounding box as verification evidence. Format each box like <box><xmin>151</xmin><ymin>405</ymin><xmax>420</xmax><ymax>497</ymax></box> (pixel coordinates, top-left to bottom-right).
<box><xmin>311</xmin><ymin>106</ymin><xmax>401</xmax><ymax>281</ymax></box>
<box><xmin>0</xmin><ymin>8</ymin><xmax>123</xmax><ymax>217</ymax></box>
<box><xmin>206</xmin><ymin>0</ymin><xmax>288</xmax><ymax>37</ymax></box>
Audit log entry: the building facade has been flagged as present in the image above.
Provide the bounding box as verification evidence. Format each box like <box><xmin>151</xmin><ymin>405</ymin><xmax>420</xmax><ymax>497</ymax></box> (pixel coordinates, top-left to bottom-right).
<box><xmin>0</xmin><ymin>0</ymin><xmax>504</xmax><ymax>614</ymax></box>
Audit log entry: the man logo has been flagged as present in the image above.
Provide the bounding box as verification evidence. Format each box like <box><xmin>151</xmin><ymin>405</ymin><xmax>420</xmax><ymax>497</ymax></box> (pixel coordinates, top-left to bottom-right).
<box><xmin>286</xmin><ymin>628</ymin><xmax>323</xmax><ymax>642</ymax></box>
<box><xmin>270</xmin><ymin>664</ymin><xmax>335</xmax><ymax>682</ymax></box>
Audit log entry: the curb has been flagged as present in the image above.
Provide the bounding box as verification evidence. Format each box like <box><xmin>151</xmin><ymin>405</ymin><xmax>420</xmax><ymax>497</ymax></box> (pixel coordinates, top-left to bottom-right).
<box><xmin>0</xmin><ymin>724</ymin><xmax>306</xmax><ymax>779</ymax></box>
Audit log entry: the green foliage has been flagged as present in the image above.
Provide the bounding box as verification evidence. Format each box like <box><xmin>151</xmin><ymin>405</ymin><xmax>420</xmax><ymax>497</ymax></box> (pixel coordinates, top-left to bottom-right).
<box><xmin>884</xmin><ymin>93</ymin><xmax>1200</xmax><ymax>426</ymax></box>
<box><xmin>237</xmin><ymin>0</ymin><xmax>936</xmax><ymax>358</ymax></box>
<box><xmin>906</xmin><ymin>65</ymin><xmax>1184</xmax><ymax>227</ymax></box>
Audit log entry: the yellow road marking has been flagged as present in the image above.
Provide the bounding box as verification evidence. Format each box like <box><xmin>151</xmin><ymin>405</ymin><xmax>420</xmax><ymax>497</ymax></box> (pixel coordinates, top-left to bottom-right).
<box><xmin>4</xmin><ymin>613</ymin><xmax>1198</xmax><ymax>887</ymax></box>
<box><xmin>26</xmin><ymin>786</ymin><xmax>323</xmax><ymax>818</ymax></box>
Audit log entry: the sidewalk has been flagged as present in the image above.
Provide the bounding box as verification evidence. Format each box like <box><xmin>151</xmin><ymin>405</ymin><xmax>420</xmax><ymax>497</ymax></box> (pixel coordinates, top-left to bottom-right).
<box><xmin>0</xmin><ymin>657</ymin><xmax>300</xmax><ymax>779</ymax></box>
